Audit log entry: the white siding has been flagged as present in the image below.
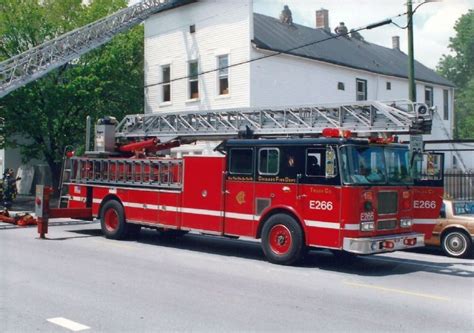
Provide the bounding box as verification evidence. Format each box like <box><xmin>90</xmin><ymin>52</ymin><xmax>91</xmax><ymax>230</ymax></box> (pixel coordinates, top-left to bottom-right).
<box><xmin>144</xmin><ymin>0</ymin><xmax>253</xmax><ymax>113</ymax></box>
<box><xmin>249</xmin><ymin>50</ymin><xmax>381</xmax><ymax>105</ymax></box>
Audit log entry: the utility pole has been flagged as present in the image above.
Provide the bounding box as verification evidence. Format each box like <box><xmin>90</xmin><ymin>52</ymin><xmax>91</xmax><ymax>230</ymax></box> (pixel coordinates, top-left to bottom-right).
<box><xmin>407</xmin><ymin>0</ymin><xmax>416</xmax><ymax>102</ymax></box>
<box><xmin>407</xmin><ymin>0</ymin><xmax>421</xmax><ymax>155</ymax></box>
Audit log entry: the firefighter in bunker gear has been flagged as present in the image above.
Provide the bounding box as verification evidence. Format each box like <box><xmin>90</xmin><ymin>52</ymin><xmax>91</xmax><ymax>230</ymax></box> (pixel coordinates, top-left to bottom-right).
<box><xmin>2</xmin><ymin>168</ymin><xmax>20</xmax><ymax>210</ymax></box>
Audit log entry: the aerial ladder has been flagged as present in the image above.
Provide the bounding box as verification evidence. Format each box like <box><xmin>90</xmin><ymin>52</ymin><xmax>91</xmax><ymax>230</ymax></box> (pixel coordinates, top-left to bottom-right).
<box><xmin>113</xmin><ymin>100</ymin><xmax>432</xmax><ymax>144</ymax></box>
<box><xmin>0</xmin><ymin>0</ymin><xmax>196</xmax><ymax>98</ymax></box>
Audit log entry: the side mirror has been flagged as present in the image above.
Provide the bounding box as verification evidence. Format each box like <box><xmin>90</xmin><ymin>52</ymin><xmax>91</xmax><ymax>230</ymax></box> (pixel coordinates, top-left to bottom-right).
<box><xmin>325</xmin><ymin>147</ymin><xmax>337</xmax><ymax>178</ymax></box>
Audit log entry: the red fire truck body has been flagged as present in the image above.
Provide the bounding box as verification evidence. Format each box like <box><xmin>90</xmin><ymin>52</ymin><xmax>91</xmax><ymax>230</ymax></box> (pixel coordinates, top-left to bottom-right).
<box><xmin>64</xmin><ymin>136</ymin><xmax>443</xmax><ymax>264</ymax></box>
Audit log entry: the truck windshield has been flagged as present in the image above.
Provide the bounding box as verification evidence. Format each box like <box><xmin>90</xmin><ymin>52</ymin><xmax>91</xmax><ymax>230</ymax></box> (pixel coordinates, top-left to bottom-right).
<box><xmin>340</xmin><ymin>145</ymin><xmax>413</xmax><ymax>185</ymax></box>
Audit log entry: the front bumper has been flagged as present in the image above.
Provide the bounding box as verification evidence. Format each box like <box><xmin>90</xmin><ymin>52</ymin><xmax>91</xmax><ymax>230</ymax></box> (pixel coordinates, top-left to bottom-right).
<box><xmin>343</xmin><ymin>232</ymin><xmax>424</xmax><ymax>255</ymax></box>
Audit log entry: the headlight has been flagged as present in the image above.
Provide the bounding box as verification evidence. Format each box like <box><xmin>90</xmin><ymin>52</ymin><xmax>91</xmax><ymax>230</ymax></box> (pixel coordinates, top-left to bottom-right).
<box><xmin>400</xmin><ymin>218</ymin><xmax>412</xmax><ymax>228</ymax></box>
<box><xmin>361</xmin><ymin>221</ymin><xmax>375</xmax><ymax>231</ymax></box>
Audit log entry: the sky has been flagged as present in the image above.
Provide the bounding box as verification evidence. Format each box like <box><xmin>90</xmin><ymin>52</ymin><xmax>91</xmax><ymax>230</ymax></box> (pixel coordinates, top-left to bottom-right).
<box><xmin>130</xmin><ymin>0</ymin><xmax>473</xmax><ymax>69</ymax></box>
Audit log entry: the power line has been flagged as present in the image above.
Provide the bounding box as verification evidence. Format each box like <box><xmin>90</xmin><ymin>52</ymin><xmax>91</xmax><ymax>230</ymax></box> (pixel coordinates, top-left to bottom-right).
<box><xmin>144</xmin><ymin>13</ymin><xmax>406</xmax><ymax>89</ymax></box>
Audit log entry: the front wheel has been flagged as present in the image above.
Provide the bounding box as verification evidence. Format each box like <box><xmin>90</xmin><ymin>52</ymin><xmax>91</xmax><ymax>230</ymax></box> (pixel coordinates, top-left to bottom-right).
<box><xmin>261</xmin><ymin>214</ymin><xmax>305</xmax><ymax>265</ymax></box>
<box><xmin>442</xmin><ymin>230</ymin><xmax>472</xmax><ymax>258</ymax></box>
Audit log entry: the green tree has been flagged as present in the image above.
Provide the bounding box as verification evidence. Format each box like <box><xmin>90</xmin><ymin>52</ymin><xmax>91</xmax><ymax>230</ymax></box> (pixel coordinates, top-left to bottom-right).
<box><xmin>0</xmin><ymin>0</ymin><xmax>144</xmax><ymax>189</ymax></box>
<box><xmin>437</xmin><ymin>10</ymin><xmax>474</xmax><ymax>139</ymax></box>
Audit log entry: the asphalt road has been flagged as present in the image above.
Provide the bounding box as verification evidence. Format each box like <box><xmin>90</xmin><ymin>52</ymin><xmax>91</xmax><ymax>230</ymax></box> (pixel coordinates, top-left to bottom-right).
<box><xmin>1</xmin><ymin>220</ymin><xmax>473</xmax><ymax>332</ymax></box>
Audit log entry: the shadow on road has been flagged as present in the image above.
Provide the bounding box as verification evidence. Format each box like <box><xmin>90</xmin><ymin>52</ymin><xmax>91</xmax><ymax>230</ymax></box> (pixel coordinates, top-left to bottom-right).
<box><xmin>44</xmin><ymin>228</ymin><xmax>103</xmax><ymax>241</ymax></box>
<box><xmin>65</xmin><ymin>227</ymin><xmax>474</xmax><ymax>278</ymax></box>
<box><xmin>303</xmin><ymin>250</ymin><xmax>473</xmax><ymax>278</ymax></box>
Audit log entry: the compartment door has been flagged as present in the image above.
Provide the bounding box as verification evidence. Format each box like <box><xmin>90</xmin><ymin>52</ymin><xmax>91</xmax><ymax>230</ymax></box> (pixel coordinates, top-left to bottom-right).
<box><xmin>181</xmin><ymin>156</ymin><xmax>225</xmax><ymax>234</ymax></box>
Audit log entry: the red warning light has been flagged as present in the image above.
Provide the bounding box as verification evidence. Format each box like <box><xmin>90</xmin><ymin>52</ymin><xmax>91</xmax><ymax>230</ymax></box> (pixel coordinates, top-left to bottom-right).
<box><xmin>322</xmin><ymin>128</ymin><xmax>352</xmax><ymax>138</ymax></box>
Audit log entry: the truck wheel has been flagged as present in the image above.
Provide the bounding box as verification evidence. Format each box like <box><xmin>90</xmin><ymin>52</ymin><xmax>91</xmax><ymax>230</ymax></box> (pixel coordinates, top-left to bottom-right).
<box><xmin>442</xmin><ymin>230</ymin><xmax>472</xmax><ymax>258</ymax></box>
<box><xmin>100</xmin><ymin>200</ymin><xmax>129</xmax><ymax>240</ymax></box>
<box><xmin>261</xmin><ymin>214</ymin><xmax>304</xmax><ymax>265</ymax></box>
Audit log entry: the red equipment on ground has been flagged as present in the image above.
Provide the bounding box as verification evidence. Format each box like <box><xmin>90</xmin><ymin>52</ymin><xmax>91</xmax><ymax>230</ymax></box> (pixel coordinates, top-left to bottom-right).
<box><xmin>0</xmin><ymin>210</ymin><xmax>37</xmax><ymax>226</ymax></box>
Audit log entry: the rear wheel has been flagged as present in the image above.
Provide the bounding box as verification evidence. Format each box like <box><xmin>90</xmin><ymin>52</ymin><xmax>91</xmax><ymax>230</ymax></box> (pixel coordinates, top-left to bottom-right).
<box><xmin>442</xmin><ymin>230</ymin><xmax>472</xmax><ymax>258</ymax></box>
<box><xmin>261</xmin><ymin>214</ymin><xmax>304</xmax><ymax>265</ymax></box>
<box><xmin>100</xmin><ymin>200</ymin><xmax>130</xmax><ymax>240</ymax></box>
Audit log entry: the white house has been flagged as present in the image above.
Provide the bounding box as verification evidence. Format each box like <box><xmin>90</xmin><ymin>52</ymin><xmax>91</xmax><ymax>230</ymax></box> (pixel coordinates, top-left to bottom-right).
<box><xmin>144</xmin><ymin>0</ymin><xmax>468</xmax><ymax>170</ymax></box>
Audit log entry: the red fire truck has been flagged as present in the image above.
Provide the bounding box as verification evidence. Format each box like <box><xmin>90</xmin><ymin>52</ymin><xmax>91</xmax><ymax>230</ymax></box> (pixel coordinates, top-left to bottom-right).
<box><xmin>38</xmin><ymin>101</ymin><xmax>444</xmax><ymax>265</ymax></box>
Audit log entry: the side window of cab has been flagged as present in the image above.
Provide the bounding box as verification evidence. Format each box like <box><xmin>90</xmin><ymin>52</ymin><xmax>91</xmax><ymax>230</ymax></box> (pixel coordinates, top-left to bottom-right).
<box><xmin>229</xmin><ymin>148</ymin><xmax>254</xmax><ymax>175</ymax></box>
<box><xmin>306</xmin><ymin>148</ymin><xmax>325</xmax><ymax>177</ymax></box>
<box><xmin>258</xmin><ymin>148</ymin><xmax>279</xmax><ymax>175</ymax></box>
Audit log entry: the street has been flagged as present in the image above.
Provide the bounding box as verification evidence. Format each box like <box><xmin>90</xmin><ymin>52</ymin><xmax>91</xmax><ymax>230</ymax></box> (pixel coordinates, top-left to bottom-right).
<box><xmin>1</xmin><ymin>220</ymin><xmax>473</xmax><ymax>332</ymax></box>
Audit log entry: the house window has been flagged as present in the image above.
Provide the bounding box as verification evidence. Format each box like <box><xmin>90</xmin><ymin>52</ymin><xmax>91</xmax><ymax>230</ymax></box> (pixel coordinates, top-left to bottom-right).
<box><xmin>217</xmin><ymin>55</ymin><xmax>229</xmax><ymax>95</ymax></box>
<box><xmin>337</xmin><ymin>82</ymin><xmax>345</xmax><ymax>90</ymax></box>
<box><xmin>386</xmin><ymin>82</ymin><xmax>391</xmax><ymax>90</ymax></box>
<box><xmin>425</xmin><ymin>86</ymin><xmax>433</xmax><ymax>107</ymax></box>
<box><xmin>452</xmin><ymin>155</ymin><xmax>457</xmax><ymax>169</ymax></box>
<box><xmin>356</xmin><ymin>78</ymin><xmax>367</xmax><ymax>101</ymax></box>
<box><xmin>229</xmin><ymin>148</ymin><xmax>253</xmax><ymax>175</ymax></box>
<box><xmin>188</xmin><ymin>61</ymin><xmax>199</xmax><ymax>99</ymax></box>
<box><xmin>443</xmin><ymin>89</ymin><xmax>449</xmax><ymax>120</ymax></box>
<box><xmin>258</xmin><ymin>148</ymin><xmax>279</xmax><ymax>175</ymax></box>
<box><xmin>189</xmin><ymin>24</ymin><xmax>196</xmax><ymax>34</ymax></box>
<box><xmin>161</xmin><ymin>65</ymin><xmax>171</xmax><ymax>103</ymax></box>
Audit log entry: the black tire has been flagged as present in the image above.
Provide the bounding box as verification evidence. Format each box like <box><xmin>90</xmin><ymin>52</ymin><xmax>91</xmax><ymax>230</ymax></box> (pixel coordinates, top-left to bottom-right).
<box><xmin>100</xmin><ymin>200</ymin><xmax>130</xmax><ymax>240</ymax></box>
<box><xmin>261</xmin><ymin>213</ymin><xmax>305</xmax><ymax>265</ymax></box>
<box><xmin>441</xmin><ymin>230</ymin><xmax>472</xmax><ymax>258</ymax></box>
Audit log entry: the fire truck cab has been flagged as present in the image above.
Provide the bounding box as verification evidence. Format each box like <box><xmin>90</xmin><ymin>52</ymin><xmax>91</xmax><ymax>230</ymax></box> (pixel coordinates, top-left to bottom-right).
<box><xmin>219</xmin><ymin>137</ymin><xmax>440</xmax><ymax>264</ymax></box>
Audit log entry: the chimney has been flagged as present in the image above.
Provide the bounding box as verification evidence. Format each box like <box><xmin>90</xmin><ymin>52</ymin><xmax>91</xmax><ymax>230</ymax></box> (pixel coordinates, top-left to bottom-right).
<box><xmin>392</xmin><ymin>36</ymin><xmax>400</xmax><ymax>50</ymax></box>
<box><xmin>316</xmin><ymin>9</ymin><xmax>329</xmax><ymax>31</ymax></box>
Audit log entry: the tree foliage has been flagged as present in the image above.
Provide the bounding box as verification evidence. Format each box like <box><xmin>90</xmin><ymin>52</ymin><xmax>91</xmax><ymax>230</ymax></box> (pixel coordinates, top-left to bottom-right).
<box><xmin>437</xmin><ymin>10</ymin><xmax>474</xmax><ymax>139</ymax></box>
<box><xmin>0</xmin><ymin>0</ymin><xmax>144</xmax><ymax>188</ymax></box>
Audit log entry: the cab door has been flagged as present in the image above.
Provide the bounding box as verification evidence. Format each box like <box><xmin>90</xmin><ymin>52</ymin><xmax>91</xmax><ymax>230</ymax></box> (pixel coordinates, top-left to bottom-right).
<box><xmin>300</xmin><ymin>146</ymin><xmax>341</xmax><ymax>248</ymax></box>
<box><xmin>412</xmin><ymin>152</ymin><xmax>444</xmax><ymax>239</ymax></box>
<box><xmin>223</xmin><ymin>147</ymin><xmax>256</xmax><ymax>237</ymax></box>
